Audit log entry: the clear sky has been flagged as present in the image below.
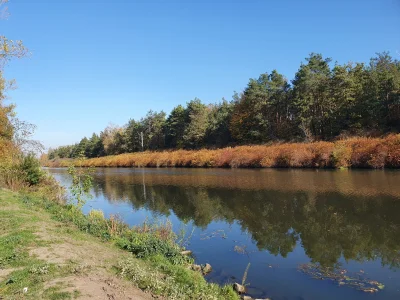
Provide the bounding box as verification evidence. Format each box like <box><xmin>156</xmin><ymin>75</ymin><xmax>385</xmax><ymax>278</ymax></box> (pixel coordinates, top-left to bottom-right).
<box><xmin>2</xmin><ymin>0</ymin><xmax>400</xmax><ymax>149</ymax></box>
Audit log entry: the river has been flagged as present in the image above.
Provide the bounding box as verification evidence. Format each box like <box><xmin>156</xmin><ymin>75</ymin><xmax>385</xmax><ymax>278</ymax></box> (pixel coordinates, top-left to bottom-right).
<box><xmin>47</xmin><ymin>167</ymin><xmax>400</xmax><ymax>300</ymax></box>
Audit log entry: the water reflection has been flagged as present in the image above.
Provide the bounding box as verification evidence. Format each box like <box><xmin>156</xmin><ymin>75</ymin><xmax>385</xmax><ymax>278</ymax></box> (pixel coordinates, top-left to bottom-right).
<box><xmin>48</xmin><ymin>168</ymin><xmax>400</xmax><ymax>299</ymax></box>
<box><xmin>86</xmin><ymin>168</ymin><xmax>400</xmax><ymax>269</ymax></box>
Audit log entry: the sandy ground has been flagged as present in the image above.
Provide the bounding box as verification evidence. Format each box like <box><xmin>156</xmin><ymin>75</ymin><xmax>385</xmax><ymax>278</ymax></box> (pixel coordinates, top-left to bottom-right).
<box><xmin>30</xmin><ymin>223</ymin><xmax>153</xmax><ymax>300</ymax></box>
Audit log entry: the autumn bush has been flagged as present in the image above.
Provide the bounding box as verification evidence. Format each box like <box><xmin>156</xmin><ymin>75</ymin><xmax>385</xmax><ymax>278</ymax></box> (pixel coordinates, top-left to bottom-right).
<box><xmin>331</xmin><ymin>142</ymin><xmax>352</xmax><ymax>168</ymax></box>
<box><xmin>230</xmin><ymin>146</ymin><xmax>265</xmax><ymax>168</ymax></box>
<box><xmin>44</xmin><ymin>135</ymin><xmax>400</xmax><ymax>169</ymax></box>
<box><xmin>385</xmin><ymin>134</ymin><xmax>400</xmax><ymax>168</ymax></box>
<box><xmin>310</xmin><ymin>142</ymin><xmax>335</xmax><ymax>168</ymax></box>
<box><xmin>349</xmin><ymin>138</ymin><xmax>388</xmax><ymax>168</ymax></box>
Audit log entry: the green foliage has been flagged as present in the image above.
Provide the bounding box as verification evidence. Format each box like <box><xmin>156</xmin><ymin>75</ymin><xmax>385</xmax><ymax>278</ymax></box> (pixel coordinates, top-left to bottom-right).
<box><xmin>0</xmin><ymin>231</ymin><xmax>36</xmax><ymax>268</ymax></box>
<box><xmin>292</xmin><ymin>53</ymin><xmax>332</xmax><ymax>139</ymax></box>
<box><xmin>19</xmin><ymin>153</ymin><xmax>44</xmax><ymax>186</ymax></box>
<box><xmin>231</xmin><ymin>70</ymin><xmax>295</xmax><ymax>143</ymax></box>
<box><xmin>141</xmin><ymin>110</ymin><xmax>167</xmax><ymax>150</ymax></box>
<box><xmin>67</xmin><ymin>157</ymin><xmax>94</xmax><ymax>208</ymax></box>
<box><xmin>206</xmin><ymin>99</ymin><xmax>234</xmax><ymax>147</ymax></box>
<box><xmin>47</xmin><ymin>52</ymin><xmax>400</xmax><ymax>159</ymax></box>
<box><xmin>36</xmin><ymin>189</ymin><xmax>192</xmax><ymax>265</ymax></box>
<box><xmin>117</xmin><ymin>256</ymin><xmax>239</xmax><ymax>299</ymax></box>
<box><xmin>165</xmin><ymin>105</ymin><xmax>186</xmax><ymax>148</ymax></box>
<box><xmin>182</xmin><ymin>98</ymin><xmax>210</xmax><ymax>149</ymax></box>
<box><xmin>7</xmin><ymin>190</ymin><xmax>235</xmax><ymax>299</ymax></box>
<box><xmin>43</xmin><ymin>286</ymin><xmax>74</xmax><ymax>300</ymax></box>
<box><xmin>116</xmin><ymin>234</ymin><xmax>190</xmax><ymax>265</ymax></box>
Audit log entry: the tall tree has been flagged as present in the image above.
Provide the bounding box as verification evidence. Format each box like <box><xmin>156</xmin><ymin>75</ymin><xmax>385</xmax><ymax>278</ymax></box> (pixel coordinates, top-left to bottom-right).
<box><xmin>86</xmin><ymin>133</ymin><xmax>104</xmax><ymax>157</ymax></box>
<box><xmin>183</xmin><ymin>98</ymin><xmax>209</xmax><ymax>149</ymax></box>
<box><xmin>292</xmin><ymin>53</ymin><xmax>332</xmax><ymax>140</ymax></box>
<box><xmin>230</xmin><ymin>70</ymin><xmax>295</xmax><ymax>143</ymax></box>
<box><xmin>100</xmin><ymin>124</ymin><xmax>127</xmax><ymax>155</ymax></box>
<box><xmin>165</xmin><ymin>105</ymin><xmax>186</xmax><ymax>149</ymax></box>
<box><xmin>367</xmin><ymin>53</ymin><xmax>400</xmax><ymax>130</ymax></box>
<box><xmin>328</xmin><ymin>62</ymin><xmax>365</xmax><ymax>135</ymax></box>
<box><xmin>206</xmin><ymin>99</ymin><xmax>234</xmax><ymax>147</ymax></box>
<box><xmin>125</xmin><ymin>119</ymin><xmax>144</xmax><ymax>152</ymax></box>
<box><xmin>141</xmin><ymin>110</ymin><xmax>166</xmax><ymax>150</ymax></box>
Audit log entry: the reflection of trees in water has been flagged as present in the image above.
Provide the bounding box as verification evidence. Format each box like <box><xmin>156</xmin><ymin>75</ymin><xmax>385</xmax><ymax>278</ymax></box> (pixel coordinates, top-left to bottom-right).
<box><xmin>92</xmin><ymin>169</ymin><xmax>400</xmax><ymax>197</ymax></box>
<box><xmin>92</xmin><ymin>173</ymin><xmax>400</xmax><ymax>269</ymax></box>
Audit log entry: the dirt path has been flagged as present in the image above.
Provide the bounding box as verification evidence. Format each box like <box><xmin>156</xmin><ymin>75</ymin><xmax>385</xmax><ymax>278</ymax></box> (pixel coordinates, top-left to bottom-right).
<box><xmin>32</xmin><ymin>225</ymin><xmax>152</xmax><ymax>300</ymax></box>
<box><xmin>0</xmin><ymin>190</ymin><xmax>153</xmax><ymax>300</ymax></box>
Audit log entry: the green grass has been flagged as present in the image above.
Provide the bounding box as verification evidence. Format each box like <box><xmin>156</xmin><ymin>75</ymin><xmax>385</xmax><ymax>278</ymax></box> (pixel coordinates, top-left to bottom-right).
<box><xmin>117</xmin><ymin>255</ymin><xmax>238</xmax><ymax>299</ymax></box>
<box><xmin>42</xmin><ymin>285</ymin><xmax>77</xmax><ymax>300</ymax></box>
<box><xmin>0</xmin><ymin>189</ymin><xmax>239</xmax><ymax>300</ymax></box>
<box><xmin>0</xmin><ymin>190</ymin><xmax>88</xmax><ymax>299</ymax></box>
<box><xmin>0</xmin><ymin>191</ymin><xmax>59</xmax><ymax>299</ymax></box>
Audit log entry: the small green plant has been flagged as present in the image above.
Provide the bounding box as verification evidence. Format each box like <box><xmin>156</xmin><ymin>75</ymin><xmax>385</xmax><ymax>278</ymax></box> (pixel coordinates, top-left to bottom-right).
<box><xmin>88</xmin><ymin>209</ymin><xmax>104</xmax><ymax>220</ymax></box>
<box><xmin>176</xmin><ymin>223</ymin><xmax>195</xmax><ymax>248</ymax></box>
<box><xmin>67</xmin><ymin>154</ymin><xmax>94</xmax><ymax>209</ymax></box>
<box><xmin>19</xmin><ymin>153</ymin><xmax>44</xmax><ymax>186</ymax></box>
<box><xmin>29</xmin><ymin>263</ymin><xmax>50</xmax><ymax>275</ymax></box>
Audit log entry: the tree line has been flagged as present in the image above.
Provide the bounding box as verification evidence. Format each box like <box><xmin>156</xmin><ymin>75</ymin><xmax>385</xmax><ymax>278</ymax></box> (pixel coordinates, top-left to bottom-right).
<box><xmin>48</xmin><ymin>52</ymin><xmax>400</xmax><ymax>159</ymax></box>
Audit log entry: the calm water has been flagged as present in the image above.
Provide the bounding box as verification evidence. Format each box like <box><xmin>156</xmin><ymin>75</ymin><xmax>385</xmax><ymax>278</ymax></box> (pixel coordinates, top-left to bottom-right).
<box><xmin>48</xmin><ymin>168</ymin><xmax>400</xmax><ymax>300</ymax></box>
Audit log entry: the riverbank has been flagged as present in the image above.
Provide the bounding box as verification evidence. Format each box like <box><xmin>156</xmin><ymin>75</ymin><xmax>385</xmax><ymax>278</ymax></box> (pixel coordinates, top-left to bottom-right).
<box><xmin>45</xmin><ymin>135</ymin><xmax>400</xmax><ymax>169</ymax></box>
<box><xmin>0</xmin><ymin>189</ymin><xmax>238</xmax><ymax>299</ymax></box>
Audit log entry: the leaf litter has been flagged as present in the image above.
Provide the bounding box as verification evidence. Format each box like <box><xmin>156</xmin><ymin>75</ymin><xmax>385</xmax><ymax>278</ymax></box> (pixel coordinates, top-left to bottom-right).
<box><xmin>298</xmin><ymin>263</ymin><xmax>385</xmax><ymax>293</ymax></box>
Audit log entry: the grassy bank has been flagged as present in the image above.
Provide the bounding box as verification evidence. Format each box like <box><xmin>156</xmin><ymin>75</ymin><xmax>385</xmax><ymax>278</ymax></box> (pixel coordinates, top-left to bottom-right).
<box><xmin>0</xmin><ymin>189</ymin><xmax>238</xmax><ymax>300</ymax></box>
<box><xmin>45</xmin><ymin>135</ymin><xmax>400</xmax><ymax>169</ymax></box>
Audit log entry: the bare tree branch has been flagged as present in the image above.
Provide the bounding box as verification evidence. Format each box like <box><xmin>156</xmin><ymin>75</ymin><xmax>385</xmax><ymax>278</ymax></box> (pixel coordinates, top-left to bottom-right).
<box><xmin>0</xmin><ymin>0</ymin><xmax>9</xmax><ymax>20</ymax></box>
<box><xmin>11</xmin><ymin>117</ymin><xmax>44</xmax><ymax>154</ymax></box>
<box><xmin>0</xmin><ymin>36</ymin><xmax>29</xmax><ymax>69</ymax></box>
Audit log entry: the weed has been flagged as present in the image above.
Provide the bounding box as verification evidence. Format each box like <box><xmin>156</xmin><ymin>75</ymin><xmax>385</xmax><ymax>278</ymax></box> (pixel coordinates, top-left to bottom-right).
<box><xmin>29</xmin><ymin>263</ymin><xmax>50</xmax><ymax>275</ymax></box>
<box><xmin>43</xmin><ymin>286</ymin><xmax>73</xmax><ymax>300</ymax></box>
<box><xmin>241</xmin><ymin>263</ymin><xmax>251</xmax><ymax>287</ymax></box>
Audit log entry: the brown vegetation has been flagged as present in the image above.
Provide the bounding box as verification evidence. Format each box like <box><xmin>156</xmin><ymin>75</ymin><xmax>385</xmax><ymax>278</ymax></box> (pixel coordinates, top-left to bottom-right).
<box><xmin>44</xmin><ymin>134</ymin><xmax>400</xmax><ymax>169</ymax></box>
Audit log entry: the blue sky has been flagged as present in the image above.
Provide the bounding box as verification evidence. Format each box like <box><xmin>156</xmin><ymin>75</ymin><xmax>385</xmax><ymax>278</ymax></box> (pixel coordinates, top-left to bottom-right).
<box><xmin>2</xmin><ymin>0</ymin><xmax>400</xmax><ymax>149</ymax></box>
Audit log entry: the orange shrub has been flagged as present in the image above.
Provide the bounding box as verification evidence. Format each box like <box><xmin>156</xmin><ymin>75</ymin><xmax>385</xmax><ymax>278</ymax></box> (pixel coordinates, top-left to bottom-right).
<box><xmin>384</xmin><ymin>134</ymin><xmax>400</xmax><ymax>168</ymax></box>
<box><xmin>349</xmin><ymin>138</ymin><xmax>388</xmax><ymax>168</ymax></box>
<box><xmin>260</xmin><ymin>146</ymin><xmax>281</xmax><ymax>167</ymax></box>
<box><xmin>215</xmin><ymin>147</ymin><xmax>235</xmax><ymax>167</ymax></box>
<box><xmin>230</xmin><ymin>146</ymin><xmax>265</xmax><ymax>168</ymax></box>
<box><xmin>42</xmin><ymin>134</ymin><xmax>400</xmax><ymax>169</ymax></box>
<box><xmin>310</xmin><ymin>142</ymin><xmax>335</xmax><ymax>168</ymax></box>
<box><xmin>274</xmin><ymin>144</ymin><xmax>313</xmax><ymax>167</ymax></box>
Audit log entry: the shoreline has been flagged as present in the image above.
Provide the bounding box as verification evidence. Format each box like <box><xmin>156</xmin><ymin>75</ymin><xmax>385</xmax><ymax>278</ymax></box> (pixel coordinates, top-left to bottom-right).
<box><xmin>0</xmin><ymin>188</ymin><xmax>240</xmax><ymax>299</ymax></box>
<box><xmin>44</xmin><ymin>135</ymin><xmax>400</xmax><ymax>169</ymax></box>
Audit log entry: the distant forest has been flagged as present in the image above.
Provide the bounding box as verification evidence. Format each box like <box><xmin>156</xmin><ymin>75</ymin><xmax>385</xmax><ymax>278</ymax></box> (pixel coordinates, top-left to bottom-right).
<box><xmin>48</xmin><ymin>52</ymin><xmax>400</xmax><ymax>159</ymax></box>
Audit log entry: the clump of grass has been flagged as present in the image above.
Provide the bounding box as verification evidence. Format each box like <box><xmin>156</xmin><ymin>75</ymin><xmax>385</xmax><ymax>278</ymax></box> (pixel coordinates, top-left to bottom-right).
<box><xmin>29</xmin><ymin>263</ymin><xmax>50</xmax><ymax>275</ymax></box>
<box><xmin>0</xmin><ymin>231</ymin><xmax>38</xmax><ymax>269</ymax></box>
<box><xmin>117</xmin><ymin>256</ymin><xmax>238</xmax><ymax>299</ymax></box>
<box><xmin>42</xmin><ymin>285</ymin><xmax>76</xmax><ymax>300</ymax></box>
<box><xmin>116</xmin><ymin>219</ymin><xmax>192</xmax><ymax>265</ymax></box>
<box><xmin>241</xmin><ymin>263</ymin><xmax>251</xmax><ymax>287</ymax></box>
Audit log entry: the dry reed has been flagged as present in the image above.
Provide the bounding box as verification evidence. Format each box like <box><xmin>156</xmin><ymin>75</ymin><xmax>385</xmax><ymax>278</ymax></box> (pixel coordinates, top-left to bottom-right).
<box><xmin>44</xmin><ymin>134</ymin><xmax>400</xmax><ymax>169</ymax></box>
